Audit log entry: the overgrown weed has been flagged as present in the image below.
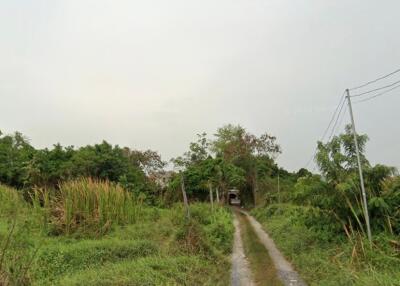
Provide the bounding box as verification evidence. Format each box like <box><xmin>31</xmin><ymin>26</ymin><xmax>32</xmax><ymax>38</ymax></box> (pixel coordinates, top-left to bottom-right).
<box><xmin>252</xmin><ymin>204</ymin><xmax>400</xmax><ymax>286</ymax></box>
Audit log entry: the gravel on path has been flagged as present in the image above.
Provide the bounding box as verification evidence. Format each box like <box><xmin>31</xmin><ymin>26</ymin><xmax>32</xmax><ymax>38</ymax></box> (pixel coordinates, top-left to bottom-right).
<box><xmin>243</xmin><ymin>211</ymin><xmax>307</xmax><ymax>286</ymax></box>
<box><xmin>231</xmin><ymin>213</ymin><xmax>255</xmax><ymax>286</ymax></box>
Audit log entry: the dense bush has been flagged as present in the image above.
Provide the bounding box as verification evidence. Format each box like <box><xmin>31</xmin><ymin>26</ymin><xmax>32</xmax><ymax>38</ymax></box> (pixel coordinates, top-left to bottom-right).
<box><xmin>172</xmin><ymin>203</ymin><xmax>234</xmax><ymax>256</ymax></box>
<box><xmin>252</xmin><ymin>204</ymin><xmax>341</xmax><ymax>241</ymax></box>
<box><xmin>268</xmin><ymin>167</ymin><xmax>400</xmax><ymax>236</ymax></box>
<box><xmin>252</xmin><ymin>204</ymin><xmax>400</xmax><ymax>286</ymax></box>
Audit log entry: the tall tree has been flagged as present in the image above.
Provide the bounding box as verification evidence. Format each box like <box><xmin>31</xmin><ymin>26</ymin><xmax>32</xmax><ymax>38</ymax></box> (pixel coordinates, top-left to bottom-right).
<box><xmin>211</xmin><ymin>124</ymin><xmax>281</xmax><ymax>205</ymax></box>
<box><xmin>316</xmin><ymin>124</ymin><xmax>369</xmax><ymax>183</ymax></box>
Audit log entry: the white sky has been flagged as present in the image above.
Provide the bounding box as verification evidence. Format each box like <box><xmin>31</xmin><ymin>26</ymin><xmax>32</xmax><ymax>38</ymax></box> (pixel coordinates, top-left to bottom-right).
<box><xmin>1</xmin><ymin>0</ymin><xmax>400</xmax><ymax>171</ymax></box>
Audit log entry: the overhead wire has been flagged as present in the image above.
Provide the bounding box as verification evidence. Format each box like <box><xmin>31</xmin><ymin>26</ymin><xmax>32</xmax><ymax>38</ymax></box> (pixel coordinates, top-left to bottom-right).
<box><xmin>349</xmin><ymin>68</ymin><xmax>400</xmax><ymax>91</ymax></box>
<box><xmin>350</xmin><ymin>79</ymin><xmax>400</xmax><ymax>97</ymax></box>
<box><xmin>304</xmin><ymin>91</ymin><xmax>346</xmax><ymax>169</ymax></box>
<box><xmin>311</xmin><ymin>100</ymin><xmax>348</xmax><ymax>172</ymax></box>
<box><xmin>306</xmin><ymin>67</ymin><xmax>400</xmax><ymax>172</ymax></box>
<box><xmin>336</xmin><ymin>103</ymin><xmax>348</xmax><ymax>134</ymax></box>
<box><xmin>354</xmin><ymin>83</ymin><xmax>400</xmax><ymax>104</ymax></box>
<box><xmin>327</xmin><ymin>99</ymin><xmax>347</xmax><ymax>142</ymax></box>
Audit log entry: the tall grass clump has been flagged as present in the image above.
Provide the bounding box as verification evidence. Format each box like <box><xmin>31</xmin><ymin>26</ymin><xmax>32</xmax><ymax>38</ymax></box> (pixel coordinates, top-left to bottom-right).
<box><xmin>0</xmin><ymin>186</ymin><xmax>38</xmax><ymax>286</ymax></box>
<box><xmin>0</xmin><ymin>185</ymin><xmax>25</xmax><ymax>217</ymax></box>
<box><xmin>0</xmin><ymin>218</ymin><xmax>39</xmax><ymax>286</ymax></box>
<box><xmin>52</xmin><ymin>178</ymin><xmax>141</xmax><ymax>235</ymax></box>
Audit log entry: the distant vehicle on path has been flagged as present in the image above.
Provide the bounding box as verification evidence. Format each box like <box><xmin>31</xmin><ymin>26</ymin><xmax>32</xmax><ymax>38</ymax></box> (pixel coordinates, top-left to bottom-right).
<box><xmin>228</xmin><ymin>189</ymin><xmax>241</xmax><ymax>206</ymax></box>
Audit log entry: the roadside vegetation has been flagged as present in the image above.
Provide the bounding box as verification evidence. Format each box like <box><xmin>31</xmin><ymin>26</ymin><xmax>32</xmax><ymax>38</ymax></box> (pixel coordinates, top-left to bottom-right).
<box><xmin>252</xmin><ymin>125</ymin><xmax>400</xmax><ymax>286</ymax></box>
<box><xmin>252</xmin><ymin>204</ymin><xmax>400</xmax><ymax>286</ymax></box>
<box><xmin>1</xmin><ymin>124</ymin><xmax>399</xmax><ymax>285</ymax></box>
<box><xmin>0</xmin><ymin>182</ymin><xmax>233</xmax><ymax>285</ymax></box>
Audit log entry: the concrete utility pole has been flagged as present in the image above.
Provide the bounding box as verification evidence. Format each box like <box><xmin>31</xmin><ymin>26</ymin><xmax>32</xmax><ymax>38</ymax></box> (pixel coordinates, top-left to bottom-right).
<box><xmin>346</xmin><ymin>89</ymin><xmax>372</xmax><ymax>243</ymax></box>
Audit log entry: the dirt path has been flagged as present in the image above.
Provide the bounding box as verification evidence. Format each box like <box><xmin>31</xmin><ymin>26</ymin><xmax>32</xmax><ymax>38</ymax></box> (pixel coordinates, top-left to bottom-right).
<box><xmin>243</xmin><ymin>211</ymin><xmax>307</xmax><ymax>286</ymax></box>
<box><xmin>231</xmin><ymin>214</ymin><xmax>255</xmax><ymax>286</ymax></box>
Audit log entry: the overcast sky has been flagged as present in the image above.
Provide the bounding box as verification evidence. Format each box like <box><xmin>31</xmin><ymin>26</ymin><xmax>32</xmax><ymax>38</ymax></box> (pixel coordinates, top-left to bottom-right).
<box><xmin>1</xmin><ymin>0</ymin><xmax>399</xmax><ymax>171</ymax></box>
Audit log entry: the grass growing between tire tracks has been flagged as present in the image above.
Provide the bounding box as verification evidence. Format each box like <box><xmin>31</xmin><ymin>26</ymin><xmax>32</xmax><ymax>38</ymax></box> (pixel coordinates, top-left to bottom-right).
<box><xmin>237</xmin><ymin>210</ymin><xmax>282</xmax><ymax>286</ymax></box>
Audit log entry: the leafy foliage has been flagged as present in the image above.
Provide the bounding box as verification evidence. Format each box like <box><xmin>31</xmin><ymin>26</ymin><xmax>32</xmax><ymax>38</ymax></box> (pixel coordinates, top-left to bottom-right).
<box><xmin>1</xmin><ymin>184</ymin><xmax>233</xmax><ymax>285</ymax></box>
<box><xmin>0</xmin><ymin>131</ymin><xmax>165</xmax><ymax>203</ymax></box>
<box><xmin>170</xmin><ymin>125</ymin><xmax>281</xmax><ymax>205</ymax></box>
<box><xmin>252</xmin><ymin>204</ymin><xmax>400</xmax><ymax>286</ymax></box>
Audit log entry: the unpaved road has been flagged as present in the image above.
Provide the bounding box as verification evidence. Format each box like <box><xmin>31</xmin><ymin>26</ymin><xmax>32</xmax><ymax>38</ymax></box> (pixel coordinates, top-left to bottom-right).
<box><xmin>231</xmin><ymin>214</ymin><xmax>255</xmax><ymax>286</ymax></box>
<box><xmin>231</xmin><ymin>210</ymin><xmax>307</xmax><ymax>286</ymax></box>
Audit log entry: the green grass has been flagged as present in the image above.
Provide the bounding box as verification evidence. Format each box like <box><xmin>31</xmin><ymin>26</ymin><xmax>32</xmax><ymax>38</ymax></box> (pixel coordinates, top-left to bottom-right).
<box><xmin>33</xmin><ymin>239</ymin><xmax>158</xmax><ymax>284</ymax></box>
<box><xmin>57</xmin><ymin>256</ymin><xmax>227</xmax><ymax>286</ymax></box>
<box><xmin>237</xmin><ymin>211</ymin><xmax>282</xmax><ymax>286</ymax></box>
<box><xmin>251</xmin><ymin>204</ymin><xmax>400</xmax><ymax>286</ymax></box>
<box><xmin>1</xmin><ymin>183</ymin><xmax>234</xmax><ymax>285</ymax></box>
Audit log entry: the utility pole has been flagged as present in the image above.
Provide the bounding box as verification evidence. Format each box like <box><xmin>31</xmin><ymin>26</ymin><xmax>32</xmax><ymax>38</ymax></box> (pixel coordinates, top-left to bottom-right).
<box><xmin>346</xmin><ymin>89</ymin><xmax>372</xmax><ymax>243</ymax></box>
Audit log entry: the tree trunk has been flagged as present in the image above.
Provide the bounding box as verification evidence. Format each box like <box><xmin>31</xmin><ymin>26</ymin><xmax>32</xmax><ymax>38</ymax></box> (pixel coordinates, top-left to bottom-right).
<box><xmin>252</xmin><ymin>173</ymin><xmax>258</xmax><ymax>206</ymax></box>
<box><xmin>181</xmin><ymin>176</ymin><xmax>190</xmax><ymax>220</ymax></box>
<box><xmin>209</xmin><ymin>182</ymin><xmax>214</xmax><ymax>212</ymax></box>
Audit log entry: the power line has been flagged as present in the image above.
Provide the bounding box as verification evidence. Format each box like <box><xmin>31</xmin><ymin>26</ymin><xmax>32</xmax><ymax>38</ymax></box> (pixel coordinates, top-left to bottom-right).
<box><xmin>354</xmin><ymin>83</ymin><xmax>400</xmax><ymax>103</ymax></box>
<box><xmin>312</xmin><ymin>100</ymin><xmax>348</xmax><ymax>172</ymax></box>
<box><xmin>319</xmin><ymin>91</ymin><xmax>346</xmax><ymax>142</ymax></box>
<box><xmin>350</xmin><ymin>79</ymin><xmax>400</xmax><ymax>97</ymax></box>
<box><xmin>313</xmin><ymin>100</ymin><xmax>347</xmax><ymax>173</ymax></box>
<box><xmin>336</xmin><ymin>103</ymin><xmax>348</xmax><ymax>134</ymax></box>
<box><xmin>349</xmin><ymin>68</ymin><xmax>400</xmax><ymax>91</ymax></box>
<box><xmin>304</xmin><ymin>91</ymin><xmax>346</xmax><ymax>169</ymax></box>
<box><xmin>307</xmin><ymin>67</ymin><xmax>400</xmax><ymax>173</ymax></box>
<box><xmin>328</xmin><ymin>100</ymin><xmax>346</xmax><ymax>142</ymax></box>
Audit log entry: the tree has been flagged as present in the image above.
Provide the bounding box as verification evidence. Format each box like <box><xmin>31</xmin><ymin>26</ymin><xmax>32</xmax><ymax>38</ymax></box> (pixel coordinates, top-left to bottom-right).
<box><xmin>26</xmin><ymin>144</ymin><xmax>75</xmax><ymax>187</ymax></box>
<box><xmin>316</xmin><ymin>124</ymin><xmax>369</xmax><ymax>183</ymax></box>
<box><xmin>0</xmin><ymin>132</ymin><xmax>35</xmax><ymax>188</ymax></box>
<box><xmin>172</xmin><ymin>133</ymin><xmax>210</xmax><ymax>168</ymax></box>
<box><xmin>122</xmin><ymin>148</ymin><xmax>166</xmax><ymax>176</ymax></box>
<box><xmin>211</xmin><ymin>124</ymin><xmax>281</xmax><ymax>205</ymax></box>
<box><xmin>212</xmin><ymin>125</ymin><xmax>281</xmax><ymax>161</ymax></box>
<box><xmin>0</xmin><ymin>130</ymin><xmax>165</xmax><ymax>204</ymax></box>
<box><xmin>297</xmin><ymin>168</ymin><xmax>312</xmax><ymax>179</ymax></box>
<box><xmin>315</xmin><ymin>125</ymin><xmax>400</xmax><ymax>234</ymax></box>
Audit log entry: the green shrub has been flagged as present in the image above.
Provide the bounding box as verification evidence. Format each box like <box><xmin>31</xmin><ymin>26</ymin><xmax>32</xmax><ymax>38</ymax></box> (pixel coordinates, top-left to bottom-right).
<box><xmin>203</xmin><ymin>207</ymin><xmax>234</xmax><ymax>254</ymax></box>
<box><xmin>186</xmin><ymin>204</ymin><xmax>233</xmax><ymax>255</ymax></box>
<box><xmin>252</xmin><ymin>203</ymin><xmax>341</xmax><ymax>241</ymax></box>
<box><xmin>252</xmin><ymin>204</ymin><xmax>400</xmax><ymax>286</ymax></box>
